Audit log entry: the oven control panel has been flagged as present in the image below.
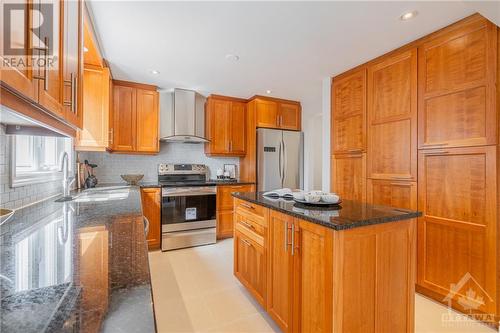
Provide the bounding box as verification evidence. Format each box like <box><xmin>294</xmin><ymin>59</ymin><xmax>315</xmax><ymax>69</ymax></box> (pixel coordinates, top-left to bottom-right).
<box><xmin>158</xmin><ymin>164</ymin><xmax>208</xmax><ymax>175</ymax></box>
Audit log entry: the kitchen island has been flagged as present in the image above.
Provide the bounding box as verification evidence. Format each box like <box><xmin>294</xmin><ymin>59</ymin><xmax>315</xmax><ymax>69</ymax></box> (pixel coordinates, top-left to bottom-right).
<box><xmin>0</xmin><ymin>186</ymin><xmax>155</xmax><ymax>333</ymax></box>
<box><xmin>232</xmin><ymin>192</ymin><xmax>421</xmax><ymax>333</ymax></box>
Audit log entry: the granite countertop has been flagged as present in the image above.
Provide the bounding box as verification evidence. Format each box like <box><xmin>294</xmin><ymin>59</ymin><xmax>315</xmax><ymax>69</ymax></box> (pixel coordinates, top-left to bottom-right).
<box><xmin>0</xmin><ymin>186</ymin><xmax>156</xmax><ymax>333</ymax></box>
<box><xmin>232</xmin><ymin>192</ymin><xmax>421</xmax><ymax>231</ymax></box>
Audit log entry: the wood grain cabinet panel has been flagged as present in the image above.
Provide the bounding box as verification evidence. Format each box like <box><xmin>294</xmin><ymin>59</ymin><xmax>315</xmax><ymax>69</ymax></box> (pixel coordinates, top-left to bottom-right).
<box><xmin>256</xmin><ymin>99</ymin><xmax>279</xmax><ymax>128</ymax></box>
<box><xmin>417</xmin><ymin>146</ymin><xmax>497</xmax><ymax>314</ymax></box>
<box><xmin>367</xmin><ymin>49</ymin><xmax>417</xmax><ymax>181</ymax></box>
<box><xmin>0</xmin><ymin>0</ymin><xmax>38</xmax><ymax>100</ymax></box>
<box><xmin>331</xmin><ymin>153</ymin><xmax>366</xmax><ymax>202</ymax></box>
<box><xmin>136</xmin><ymin>89</ymin><xmax>159</xmax><ymax>153</ymax></box>
<box><xmin>205</xmin><ymin>96</ymin><xmax>246</xmax><ymax>156</ymax></box>
<box><xmin>76</xmin><ymin>66</ymin><xmax>110</xmax><ymax>151</ymax></box>
<box><xmin>278</xmin><ymin>103</ymin><xmax>301</xmax><ymax>130</ymax></box>
<box><xmin>418</xmin><ymin>18</ymin><xmax>497</xmax><ymax>148</ymax></box>
<box><xmin>367</xmin><ymin>179</ymin><xmax>417</xmax><ymax>210</ymax></box>
<box><xmin>216</xmin><ymin>184</ymin><xmax>255</xmax><ymax>238</ymax></box>
<box><xmin>267</xmin><ymin>210</ymin><xmax>294</xmax><ymax>333</ymax></box>
<box><xmin>112</xmin><ymin>84</ymin><xmax>136</xmax><ymax>151</ymax></box>
<box><xmin>331</xmin><ymin>69</ymin><xmax>366</xmax><ymax>153</ymax></box>
<box><xmin>141</xmin><ymin>187</ymin><xmax>161</xmax><ymax>251</ymax></box>
<box><xmin>234</xmin><ymin>229</ymin><xmax>266</xmax><ymax>306</ymax></box>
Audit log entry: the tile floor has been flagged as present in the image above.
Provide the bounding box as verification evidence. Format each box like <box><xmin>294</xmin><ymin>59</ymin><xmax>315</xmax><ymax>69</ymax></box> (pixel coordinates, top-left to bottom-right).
<box><xmin>149</xmin><ymin>239</ymin><xmax>496</xmax><ymax>333</ymax></box>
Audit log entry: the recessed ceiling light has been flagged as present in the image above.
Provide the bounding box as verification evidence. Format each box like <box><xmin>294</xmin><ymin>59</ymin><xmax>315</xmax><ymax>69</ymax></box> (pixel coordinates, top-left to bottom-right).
<box><xmin>266</xmin><ymin>90</ymin><xmax>272</xmax><ymax>94</ymax></box>
<box><xmin>400</xmin><ymin>10</ymin><xmax>417</xmax><ymax>21</ymax></box>
<box><xmin>225</xmin><ymin>54</ymin><xmax>240</xmax><ymax>61</ymax></box>
<box><xmin>83</xmin><ymin>46</ymin><xmax>89</xmax><ymax>53</ymax></box>
<box><xmin>150</xmin><ymin>70</ymin><xmax>160</xmax><ymax>75</ymax></box>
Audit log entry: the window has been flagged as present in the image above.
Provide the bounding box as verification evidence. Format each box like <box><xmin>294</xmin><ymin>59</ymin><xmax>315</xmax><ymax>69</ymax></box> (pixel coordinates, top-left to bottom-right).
<box><xmin>11</xmin><ymin>135</ymin><xmax>73</xmax><ymax>187</ymax></box>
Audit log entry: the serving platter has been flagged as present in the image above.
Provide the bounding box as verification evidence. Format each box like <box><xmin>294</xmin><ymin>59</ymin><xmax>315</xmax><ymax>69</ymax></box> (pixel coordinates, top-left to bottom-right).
<box><xmin>293</xmin><ymin>198</ymin><xmax>342</xmax><ymax>206</ymax></box>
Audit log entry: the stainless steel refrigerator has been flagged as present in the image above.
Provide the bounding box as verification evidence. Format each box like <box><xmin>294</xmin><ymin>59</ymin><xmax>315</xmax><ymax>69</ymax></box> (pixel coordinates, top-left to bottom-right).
<box><xmin>257</xmin><ymin>128</ymin><xmax>304</xmax><ymax>192</ymax></box>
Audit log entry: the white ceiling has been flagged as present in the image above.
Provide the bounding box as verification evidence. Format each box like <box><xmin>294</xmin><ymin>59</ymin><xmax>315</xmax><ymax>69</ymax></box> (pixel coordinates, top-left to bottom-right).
<box><xmin>88</xmin><ymin>1</ymin><xmax>493</xmax><ymax>115</ymax></box>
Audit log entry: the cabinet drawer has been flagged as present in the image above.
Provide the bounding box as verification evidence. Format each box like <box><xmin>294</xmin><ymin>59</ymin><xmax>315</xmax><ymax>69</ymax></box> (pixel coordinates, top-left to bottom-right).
<box><xmin>234</xmin><ymin>212</ymin><xmax>265</xmax><ymax>239</ymax></box>
<box><xmin>234</xmin><ymin>199</ymin><xmax>266</xmax><ymax>222</ymax></box>
<box><xmin>235</xmin><ymin>219</ymin><xmax>265</xmax><ymax>248</ymax></box>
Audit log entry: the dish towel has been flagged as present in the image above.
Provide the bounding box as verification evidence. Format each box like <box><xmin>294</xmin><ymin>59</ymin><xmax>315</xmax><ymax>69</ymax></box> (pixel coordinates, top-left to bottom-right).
<box><xmin>263</xmin><ymin>188</ymin><xmax>294</xmax><ymax>199</ymax></box>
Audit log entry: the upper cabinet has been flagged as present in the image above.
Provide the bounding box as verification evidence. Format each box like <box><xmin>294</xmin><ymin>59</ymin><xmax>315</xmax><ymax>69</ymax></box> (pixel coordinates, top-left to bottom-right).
<box><xmin>254</xmin><ymin>97</ymin><xmax>301</xmax><ymax>131</ymax></box>
<box><xmin>205</xmin><ymin>95</ymin><xmax>247</xmax><ymax>156</ymax></box>
<box><xmin>0</xmin><ymin>0</ymin><xmax>84</xmax><ymax>131</ymax></box>
<box><xmin>109</xmin><ymin>80</ymin><xmax>159</xmax><ymax>154</ymax></box>
<box><xmin>418</xmin><ymin>18</ymin><xmax>497</xmax><ymax>149</ymax></box>
<box><xmin>331</xmin><ymin>69</ymin><xmax>366</xmax><ymax>154</ymax></box>
<box><xmin>367</xmin><ymin>48</ymin><xmax>417</xmax><ymax>181</ymax></box>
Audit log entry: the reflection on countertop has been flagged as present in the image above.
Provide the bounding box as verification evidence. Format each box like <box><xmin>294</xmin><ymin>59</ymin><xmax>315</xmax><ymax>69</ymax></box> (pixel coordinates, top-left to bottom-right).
<box><xmin>0</xmin><ymin>186</ymin><xmax>155</xmax><ymax>333</ymax></box>
<box><xmin>232</xmin><ymin>191</ymin><xmax>421</xmax><ymax>230</ymax></box>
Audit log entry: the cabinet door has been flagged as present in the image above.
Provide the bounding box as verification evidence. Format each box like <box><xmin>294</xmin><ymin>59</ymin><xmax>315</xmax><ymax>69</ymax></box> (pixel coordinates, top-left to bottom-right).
<box><xmin>216</xmin><ymin>184</ymin><xmax>254</xmax><ymax>238</ymax></box>
<box><xmin>141</xmin><ymin>188</ymin><xmax>161</xmax><ymax>250</ymax></box>
<box><xmin>267</xmin><ymin>210</ymin><xmax>294</xmax><ymax>333</ymax></box>
<box><xmin>76</xmin><ymin>66</ymin><xmax>110</xmax><ymax>151</ymax></box>
<box><xmin>136</xmin><ymin>89</ymin><xmax>159</xmax><ymax>153</ymax></box>
<box><xmin>367</xmin><ymin>179</ymin><xmax>417</xmax><ymax>210</ymax></box>
<box><xmin>293</xmin><ymin>219</ymin><xmax>333</xmax><ymax>333</ymax></box>
<box><xmin>331</xmin><ymin>69</ymin><xmax>366</xmax><ymax>154</ymax></box>
<box><xmin>367</xmin><ymin>49</ymin><xmax>417</xmax><ymax>181</ymax></box>
<box><xmin>417</xmin><ymin>146</ymin><xmax>497</xmax><ymax>314</ymax></box>
<box><xmin>418</xmin><ymin>18</ymin><xmax>497</xmax><ymax>148</ymax></box>
<box><xmin>331</xmin><ymin>153</ymin><xmax>366</xmax><ymax>202</ymax></box>
<box><xmin>234</xmin><ymin>229</ymin><xmax>266</xmax><ymax>306</ymax></box>
<box><xmin>206</xmin><ymin>98</ymin><xmax>230</xmax><ymax>154</ymax></box>
<box><xmin>78</xmin><ymin>226</ymin><xmax>109</xmax><ymax>333</ymax></box>
<box><xmin>279</xmin><ymin>103</ymin><xmax>301</xmax><ymax>130</ymax></box>
<box><xmin>229</xmin><ymin>101</ymin><xmax>246</xmax><ymax>154</ymax></box>
<box><xmin>36</xmin><ymin>0</ymin><xmax>64</xmax><ymax>118</ymax></box>
<box><xmin>0</xmin><ymin>0</ymin><xmax>37</xmax><ymax>100</ymax></box>
<box><xmin>256</xmin><ymin>99</ymin><xmax>279</xmax><ymax>128</ymax></box>
<box><xmin>112</xmin><ymin>84</ymin><xmax>136</xmax><ymax>151</ymax></box>
<box><xmin>62</xmin><ymin>0</ymin><xmax>82</xmax><ymax>128</ymax></box>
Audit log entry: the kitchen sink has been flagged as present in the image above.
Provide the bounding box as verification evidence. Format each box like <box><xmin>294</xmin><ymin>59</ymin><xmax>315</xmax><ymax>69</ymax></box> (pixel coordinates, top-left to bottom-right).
<box><xmin>56</xmin><ymin>186</ymin><xmax>131</xmax><ymax>203</ymax></box>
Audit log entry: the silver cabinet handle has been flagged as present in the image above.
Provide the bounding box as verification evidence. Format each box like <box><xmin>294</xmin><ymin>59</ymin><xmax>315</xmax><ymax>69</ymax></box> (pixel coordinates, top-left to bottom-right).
<box><xmin>241</xmin><ymin>203</ymin><xmax>254</xmax><ymax>210</ymax></box>
<box><xmin>240</xmin><ymin>220</ymin><xmax>254</xmax><ymax>230</ymax></box>
<box><xmin>291</xmin><ymin>223</ymin><xmax>295</xmax><ymax>256</ymax></box>
<box><xmin>143</xmin><ymin>216</ymin><xmax>150</xmax><ymax>237</ymax></box>
<box><xmin>63</xmin><ymin>73</ymin><xmax>75</xmax><ymax>112</ymax></box>
<box><xmin>34</xmin><ymin>37</ymin><xmax>49</xmax><ymax>91</ymax></box>
<box><xmin>109</xmin><ymin>128</ymin><xmax>114</xmax><ymax>145</ymax></box>
<box><xmin>284</xmin><ymin>221</ymin><xmax>288</xmax><ymax>251</ymax></box>
<box><xmin>73</xmin><ymin>74</ymin><xmax>78</xmax><ymax>114</ymax></box>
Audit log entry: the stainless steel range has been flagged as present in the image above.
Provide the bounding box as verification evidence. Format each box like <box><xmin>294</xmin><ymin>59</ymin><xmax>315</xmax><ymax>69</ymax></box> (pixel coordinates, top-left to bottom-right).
<box><xmin>159</xmin><ymin>164</ymin><xmax>216</xmax><ymax>251</ymax></box>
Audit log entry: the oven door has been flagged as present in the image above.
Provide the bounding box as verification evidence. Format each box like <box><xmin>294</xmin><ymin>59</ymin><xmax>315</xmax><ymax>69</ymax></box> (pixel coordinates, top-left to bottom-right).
<box><xmin>161</xmin><ymin>187</ymin><xmax>216</xmax><ymax>232</ymax></box>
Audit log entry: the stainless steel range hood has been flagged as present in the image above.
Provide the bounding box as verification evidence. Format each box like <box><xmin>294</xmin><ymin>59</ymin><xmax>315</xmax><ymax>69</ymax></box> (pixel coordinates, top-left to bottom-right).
<box><xmin>160</xmin><ymin>89</ymin><xmax>208</xmax><ymax>143</ymax></box>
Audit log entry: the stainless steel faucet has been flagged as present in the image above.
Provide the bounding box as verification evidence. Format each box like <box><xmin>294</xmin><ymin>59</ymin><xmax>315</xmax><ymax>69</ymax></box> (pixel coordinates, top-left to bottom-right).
<box><xmin>60</xmin><ymin>152</ymin><xmax>75</xmax><ymax>198</ymax></box>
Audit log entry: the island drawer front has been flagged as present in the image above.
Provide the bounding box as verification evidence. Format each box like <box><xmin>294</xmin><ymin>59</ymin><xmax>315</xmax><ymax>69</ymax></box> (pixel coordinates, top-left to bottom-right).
<box><xmin>234</xmin><ymin>211</ymin><xmax>266</xmax><ymax>239</ymax></box>
<box><xmin>235</xmin><ymin>218</ymin><xmax>265</xmax><ymax>247</ymax></box>
<box><xmin>234</xmin><ymin>199</ymin><xmax>267</xmax><ymax>223</ymax></box>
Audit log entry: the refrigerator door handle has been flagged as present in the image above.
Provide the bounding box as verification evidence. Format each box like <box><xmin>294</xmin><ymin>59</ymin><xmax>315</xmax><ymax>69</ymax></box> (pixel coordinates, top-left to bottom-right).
<box><xmin>278</xmin><ymin>140</ymin><xmax>283</xmax><ymax>185</ymax></box>
<box><xmin>282</xmin><ymin>138</ymin><xmax>287</xmax><ymax>185</ymax></box>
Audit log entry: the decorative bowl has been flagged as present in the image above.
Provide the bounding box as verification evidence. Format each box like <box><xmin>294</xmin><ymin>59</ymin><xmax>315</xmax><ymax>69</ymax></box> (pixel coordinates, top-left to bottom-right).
<box><xmin>120</xmin><ymin>174</ymin><xmax>144</xmax><ymax>185</ymax></box>
<box><xmin>321</xmin><ymin>194</ymin><xmax>340</xmax><ymax>204</ymax></box>
<box><xmin>0</xmin><ymin>208</ymin><xmax>15</xmax><ymax>226</ymax></box>
<box><xmin>304</xmin><ymin>193</ymin><xmax>321</xmax><ymax>203</ymax></box>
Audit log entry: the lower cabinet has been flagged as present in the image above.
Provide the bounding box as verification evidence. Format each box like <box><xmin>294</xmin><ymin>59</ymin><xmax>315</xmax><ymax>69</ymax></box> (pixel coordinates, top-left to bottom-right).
<box><xmin>141</xmin><ymin>187</ymin><xmax>161</xmax><ymax>250</ymax></box>
<box><xmin>216</xmin><ymin>184</ymin><xmax>255</xmax><ymax>238</ymax></box>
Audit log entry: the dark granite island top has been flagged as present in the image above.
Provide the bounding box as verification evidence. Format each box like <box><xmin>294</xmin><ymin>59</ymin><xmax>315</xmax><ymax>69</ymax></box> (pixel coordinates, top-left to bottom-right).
<box><xmin>0</xmin><ymin>186</ymin><xmax>156</xmax><ymax>333</ymax></box>
<box><xmin>232</xmin><ymin>191</ymin><xmax>421</xmax><ymax>230</ymax></box>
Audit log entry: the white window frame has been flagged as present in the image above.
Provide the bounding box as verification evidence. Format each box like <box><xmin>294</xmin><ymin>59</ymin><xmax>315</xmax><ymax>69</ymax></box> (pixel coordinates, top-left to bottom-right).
<box><xmin>10</xmin><ymin>135</ymin><xmax>73</xmax><ymax>188</ymax></box>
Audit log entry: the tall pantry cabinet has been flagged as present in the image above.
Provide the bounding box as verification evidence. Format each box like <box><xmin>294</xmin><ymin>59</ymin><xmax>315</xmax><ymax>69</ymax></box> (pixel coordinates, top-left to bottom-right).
<box><xmin>331</xmin><ymin>14</ymin><xmax>500</xmax><ymax>323</ymax></box>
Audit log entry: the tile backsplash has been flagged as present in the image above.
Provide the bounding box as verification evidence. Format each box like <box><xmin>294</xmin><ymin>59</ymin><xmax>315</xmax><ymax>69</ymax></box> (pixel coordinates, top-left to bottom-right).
<box><xmin>78</xmin><ymin>142</ymin><xmax>239</xmax><ymax>183</ymax></box>
<box><xmin>0</xmin><ymin>125</ymin><xmax>63</xmax><ymax>210</ymax></box>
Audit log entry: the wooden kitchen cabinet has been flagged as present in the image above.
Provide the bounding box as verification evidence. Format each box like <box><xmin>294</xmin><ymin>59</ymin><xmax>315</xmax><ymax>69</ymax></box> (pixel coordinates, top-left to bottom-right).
<box><xmin>418</xmin><ymin>17</ymin><xmax>497</xmax><ymax>149</ymax></box>
<box><xmin>110</xmin><ymin>80</ymin><xmax>159</xmax><ymax>154</ymax></box>
<box><xmin>254</xmin><ymin>97</ymin><xmax>301</xmax><ymax>131</ymax></box>
<box><xmin>417</xmin><ymin>146</ymin><xmax>497</xmax><ymax>315</ymax></box>
<box><xmin>367</xmin><ymin>179</ymin><xmax>417</xmax><ymax>210</ymax></box>
<box><xmin>331</xmin><ymin>153</ymin><xmax>366</xmax><ymax>202</ymax></box>
<box><xmin>216</xmin><ymin>184</ymin><xmax>255</xmax><ymax>238</ymax></box>
<box><xmin>331</xmin><ymin>68</ymin><xmax>366</xmax><ymax>154</ymax></box>
<box><xmin>62</xmin><ymin>0</ymin><xmax>83</xmax><ymax>128</ymax></box>
<box><xmin>141</xmin><ymin>187</ymin><xmax>161</xmax><ymax>251</ymax></box>
<box><xmin>367</xmin><ymin>48</ymin><xmax>417</xmax><ymax>181</ymax></box>
<box><xmin>205</xmin><ymin>95</ymin><xmax>247</xmax><ymax>156</ymax></box>
<box><xmin>76</xmin><ymin>65</ymin><xmax>110</xmax><ymax>151</ymax></box>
